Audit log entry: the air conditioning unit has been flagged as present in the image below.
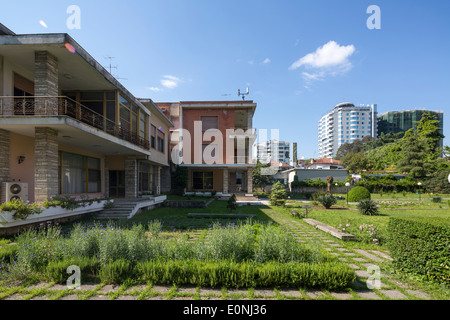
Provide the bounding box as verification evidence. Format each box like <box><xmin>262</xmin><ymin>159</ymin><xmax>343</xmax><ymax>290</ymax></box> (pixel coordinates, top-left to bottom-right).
<box><xmin>1</xmin><ymin>182</ymin><xmax>28</xmax><ymax>203</ymax></box>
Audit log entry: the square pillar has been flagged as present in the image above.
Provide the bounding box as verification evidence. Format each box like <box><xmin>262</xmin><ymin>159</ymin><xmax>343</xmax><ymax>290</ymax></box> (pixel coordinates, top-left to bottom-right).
<box><xmin>34</xmin><ymin>127</ymin><xmax>59</xmax><ymax>203</ymax></box>
<box><xmin>247</xmin><ymin>168</ymin><xmax>253</xmax><ymax>194</ymax></box>
<box><xmin>35</xmin><ymin>51</ymin><xmax>59</xmax><ymax>115</ymax></box>
<box><xmin>223</xmin><ymin>168</ymin><xmax>229</xmax><ymax>194</ymax></box>
<box><xmin>125</xmin><ymin>156</ymin><xmax>138</xmax><ymax>198</ymax></box>
<box><xmin>155</xmin><ymin>166</ymin><xmax>161</xmax><ymax>195</ymax></box>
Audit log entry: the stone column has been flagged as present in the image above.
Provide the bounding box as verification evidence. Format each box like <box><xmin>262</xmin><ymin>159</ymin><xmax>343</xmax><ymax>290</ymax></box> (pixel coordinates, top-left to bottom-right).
<box><xmin>0</xmin><ymin>129</ymin><xmax>10</xmax><ymax>185</ymax></box>
<box><xmin>155</xmin><ymin>166</ymin><xmax>161</xmax><ymax>195</ymax></box>
<box><xmin>125</xmin><ymin>156</ymin><xmax>138</xmax><ymax>199</ymax></box>
<box><xmin>223</xmin><ymin>168</ymin><xmax>229</xmax><ymax>194</ymax></box>
<box><xmin>247</xmin><ymin>168</ymin><xmax>253</xmax><ymax>194</ymax></box>
<box><xmin>103</xmin><ymin>157</ymin><xmax>109</xmax><ymax>198</ymax></box>
<box><xmin>34</xmin><ymin>127</ymin><xmax>59</xmax><ymax>203</ymax></box>
<box><xmin>35</xmin><ymin>51</ymin><xmax>59</xmax><ymax>115</ymax></box>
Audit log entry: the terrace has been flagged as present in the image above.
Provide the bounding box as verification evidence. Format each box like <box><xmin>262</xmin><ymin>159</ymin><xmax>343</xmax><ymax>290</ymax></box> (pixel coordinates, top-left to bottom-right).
<box><xmin>0</xmin><ymin>96</ymin><xmax>150</xmax><ymax>150</ymax></box>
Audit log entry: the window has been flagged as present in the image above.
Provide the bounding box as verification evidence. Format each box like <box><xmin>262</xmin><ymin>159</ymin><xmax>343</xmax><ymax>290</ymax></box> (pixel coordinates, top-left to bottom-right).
<box><xmin>139</xmin><ymin>162</ymin><xmax>153</xmax><ymax>196</ymax></box>
<box><xmin>157</xmin><ymin>130</ymin><xmax>165</xmax><ymax>153</ymax></box>
<box><xmin>119</xmin><ymin>95</ymin><xmax>131</xmax><ymax>132</ymax></box>
<box><xmin>139</xmin><ymin>113</ymin><xmax>146</xmax><ymax>139</ymax></box>
<box><xmin>200</xmin><ymin>116</ymin><xmax>218</xmax><ymax>131</ymax></box>
<box><xmin>193</xmin><ymin>172</ymin><xmax>213</xmax><ymax>190</ymax></box>
<box><xmin>151</xmin><ymin>125</ymin><xmax>156</xmax><ymax>149</ymax></box>
<box><xmin>59</xmin><ymin>152</ymin><xmax>101</xmax><ymax>194</ymax></box>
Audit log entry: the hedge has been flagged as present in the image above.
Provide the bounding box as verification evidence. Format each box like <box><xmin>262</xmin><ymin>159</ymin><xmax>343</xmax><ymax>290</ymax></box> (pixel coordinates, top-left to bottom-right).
<box><xmin>387</xmin><ymin>217</ymin><xmax>450</xmax><ymax>284</ymax></box>
<box><xmin>347</xmin><ymin>186</ymin><xmax>371</xmax><ymax>202</ymax></box>
<box><xmin>43</xmin><ymin>258</ymin><xmax>356</xmax><ymax>290</ymax></box>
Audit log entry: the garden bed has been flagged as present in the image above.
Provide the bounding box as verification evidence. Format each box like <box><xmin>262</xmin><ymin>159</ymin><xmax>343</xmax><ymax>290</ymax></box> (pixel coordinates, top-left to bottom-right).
<box><xmin>0</xmin><ymin>200</ymin><xmax>109</xmax><ymax>232</ymax></box>
<box><xmin>0</xmin><ymin>221</ymin><xmax>356</xmax><ymax>290</ymax></box>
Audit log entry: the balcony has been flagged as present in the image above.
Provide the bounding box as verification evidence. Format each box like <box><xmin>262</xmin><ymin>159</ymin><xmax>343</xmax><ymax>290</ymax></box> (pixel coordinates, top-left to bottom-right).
<box><xmin>0</xmin><ymin>96</ymin><xmax>149</xmax><ymax>150</ymax></box>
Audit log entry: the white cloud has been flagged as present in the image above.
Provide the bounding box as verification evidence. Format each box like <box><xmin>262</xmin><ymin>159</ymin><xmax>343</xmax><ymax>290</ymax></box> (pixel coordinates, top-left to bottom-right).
<box><xmin>289</xmin><ymin>41</ymin><xmax>356</xmax><ymax>88</ymax></box>
<box><xmin>148</xmin><ymin>87</ymin><xmax>163</xmax><ymax>92</ymax></box>
<box><xmin>262</xmin><ymin>58</ymin><xmax>271</xmax><ymax>64</ymax></box>
<box><xmin>161</xmin><ymin>75</ymin><xmax>180</xmax><ymax>89</ymax></box>
<box><xmin>289</xmin><ymin>41</ymin><xmax>355</xmax><ymax>71</ymax></box>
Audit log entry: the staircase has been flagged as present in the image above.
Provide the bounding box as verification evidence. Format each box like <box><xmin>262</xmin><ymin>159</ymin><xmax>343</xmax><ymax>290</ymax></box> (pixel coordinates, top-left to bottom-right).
<box><xmin>95</xmin><ymin>196</ymin><xmax>167</xmax><ymax>220</ymax></box>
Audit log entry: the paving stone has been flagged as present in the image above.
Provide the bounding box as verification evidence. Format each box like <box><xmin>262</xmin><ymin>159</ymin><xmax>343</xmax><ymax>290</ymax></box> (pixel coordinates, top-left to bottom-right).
<box><xmin>177</xmin><ymin>286</ymin><xmax>198</xmax><ymax>295</ymax></box>
<box><xmin>98</xmin><ymin>284</ymin><xmax>120</xmax><ymax>293</ymax></box>
<box><xmin>200</xmin><ymin>288</ymin><xmax>223</xmax><ymax>296</ymax></box>
<box><xmin>277</xmin><ymin>288</ymin><xmax>302</xmax><ymax>297</ymax></box>
<box><xmin>370</xmin><ymin>250</ymin><xmax>393</xmax><ymax>261</ymax></box>
<box><xmin>124</xmin><ymin>285</ymin><xmax>147</xmax><ymax>294</ymax></box>
<box><xmin>330</xmin><ymin>292</ymin><xmax>353</xmax><ymax>300</ymax></box>
<box><xmin>352</xmin><ymin>257</ymin><xmax>368</xmax><ymax>262</ymax></box>
<box><xmin>304</xmin><ymin>290</ymin><xmax>326</xmax><ymax>299</ymax></box>
<box><xmin>354</xmin><ymin>249</ymin><xmax>385</xmax><ymax>262</ymax></box>
<box><xmin>356</xmin><ymin>291</ymin><xmax>382</xmax><ymax>300</ymax></box>
<box><xmin>379</xmin><ymin>289</ymin><xmax>407</xmax><ymax>300</ymax></box>
<box><xmin>355</xmin><ymin>270</ymin><xmax>371</xmax><ymax>278</ymax></box>
<box><xmin>343</xmin><ymin>252</ymin><xmax>356</xmax><ymax>256</ymax></box>
<box><xmin>2</xmin><ymin>293</ymin><xmax>24</xmax><ymax>300</ymax></box>
<box><xmin>150</xmin><ymin>285</ymin><xmax>172</xmax><ymax>294</ymax></box>
<box><xmin>88</xmin><ymin>295</ymin><xmax>110</xmax><ymax>300</ymax></box>
<box><xmin>348</xmin><ymin>263</ymin><xmax>360</xmax><ymax>269</ymax></box>
<box><xmin>115</xmin><ymin>295</ymin><xmax>138</xmax><ymax>300</ymax></box>
<box><xmin>58</xmin><ymin>294</ymin><xmax>79</xmax><ymax>300</ymax></box>
<box><xmin>406</xmin><ymin>289</ymin><xmax>431</xmax><ymax>300</ymax></box>
<box><xmin>253</xmin><ymin>289</ymin><xmax>276</xmax><ymax>297</ymax></box>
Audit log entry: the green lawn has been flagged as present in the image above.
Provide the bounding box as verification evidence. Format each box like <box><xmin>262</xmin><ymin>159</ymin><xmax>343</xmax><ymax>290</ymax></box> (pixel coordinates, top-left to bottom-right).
<box><xmin>128</xmin><ymin>199</ymin><xmax>275</xmax><ymax>230</ymax></box>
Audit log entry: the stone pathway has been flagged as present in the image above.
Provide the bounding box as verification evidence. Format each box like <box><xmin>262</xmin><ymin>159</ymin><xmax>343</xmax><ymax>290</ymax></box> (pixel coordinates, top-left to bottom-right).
<box><xmin>263</xmin><ymin>211</ymin><xmax>433</xmax><ymax>300</ymax></box>
<box><xmin>0</xmin><ymin>209</ymin><xmax>435</xmax><ymax>301</ymax></box>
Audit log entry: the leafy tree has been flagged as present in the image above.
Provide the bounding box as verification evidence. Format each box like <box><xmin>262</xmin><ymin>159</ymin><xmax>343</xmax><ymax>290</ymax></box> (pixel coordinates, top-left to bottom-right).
<box><xmin>414</xmin><ymin>112</ymin><xmax>444</xmax><ymax>153</ymax></box>
<box><xmin>252</xmin><ymin>161</ymin><xmax>273</xmax><ymax>192</ymax></box>
<box><xmin>341</xmin><ymin>152</ymin><xmax>369</xmax><ymax>173</ymax></box>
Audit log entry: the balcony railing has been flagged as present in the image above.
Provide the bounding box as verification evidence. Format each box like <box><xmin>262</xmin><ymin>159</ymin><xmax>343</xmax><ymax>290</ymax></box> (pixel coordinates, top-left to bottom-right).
<box><xmin>0</xmin><ymin>96</ymin><xmax>150</xmax><ymax>151</ymax></box>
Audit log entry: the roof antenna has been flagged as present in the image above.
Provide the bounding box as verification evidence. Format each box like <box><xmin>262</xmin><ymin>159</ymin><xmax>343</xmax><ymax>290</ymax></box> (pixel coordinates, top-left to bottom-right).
<box><xmin>238</xmin><ymin>87</ymin><xmax>250</xmax><ymax>100</ymax></box>
<box><xmin>104</xmin><ymin>56</ymin><xmax>128</xmax><ymax>80</ymax></box>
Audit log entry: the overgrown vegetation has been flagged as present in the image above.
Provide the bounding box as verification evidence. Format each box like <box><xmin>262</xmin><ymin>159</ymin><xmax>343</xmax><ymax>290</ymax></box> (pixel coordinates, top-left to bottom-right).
<box><xmin>0</xmin><ymin>221</ymin><xmax>355</xmax><ymax>289</ymax></box>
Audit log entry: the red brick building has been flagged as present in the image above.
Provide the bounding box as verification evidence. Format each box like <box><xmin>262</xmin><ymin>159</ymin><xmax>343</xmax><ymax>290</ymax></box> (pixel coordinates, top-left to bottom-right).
<box><xmin>155</xmin><ymin>101</ymin><xmax>257</xmax><ymax>194</ymax></box>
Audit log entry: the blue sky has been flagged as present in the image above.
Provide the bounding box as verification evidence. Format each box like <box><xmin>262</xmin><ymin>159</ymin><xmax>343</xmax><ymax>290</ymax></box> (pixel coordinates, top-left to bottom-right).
<box><xmin>1</xmin><ymin>0</ymin><xmax>449</xmax><ymax>159</ymax></box>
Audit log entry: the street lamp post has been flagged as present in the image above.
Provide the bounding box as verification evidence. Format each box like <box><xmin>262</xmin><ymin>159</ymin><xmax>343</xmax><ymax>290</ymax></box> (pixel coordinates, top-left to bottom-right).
<box><xmin>418</xmin><ymin>182</ymin><xmax>422</xmax><ymax>200</ymax></box>
<box><xmin>345</xmin><ymin>182</ymin><xmax>350</xmax><ymax>205</ymax></box>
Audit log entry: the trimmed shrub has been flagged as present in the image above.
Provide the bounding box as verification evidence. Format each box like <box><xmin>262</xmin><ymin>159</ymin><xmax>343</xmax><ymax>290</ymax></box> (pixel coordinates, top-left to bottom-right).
<box><xmin>135</xmin><ymin>259</ymin><xmax>355</xmax><ymax>290</ymax></box>
<box><xmin>357</xmin><ymin>199</ymin><xmax>379</xmax><ymax>216</ymax></box>
<box><xmin>431</xmin><ymin>196</ymin><xmax>442</xmax><ymax>203</ymax></box>
<box><xmin>313</xmin><ymin>192</ymin><xmax>337</xmax><ymax>209</ymax></box>
<box><xmin>347</xmin><ymin>186</ymin><xmax>371</xmax><ymax>202</ymax></box>
<box><xmin>387</xmin><ymin>217</ymin><xmax>450</xmax><ymax>284</ymax></box>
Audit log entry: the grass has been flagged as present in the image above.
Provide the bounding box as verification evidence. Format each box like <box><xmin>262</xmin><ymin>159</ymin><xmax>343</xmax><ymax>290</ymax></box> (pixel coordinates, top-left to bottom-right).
<box><xmin>1</xmin><ymin>192</ymin><xmax>449</xmax><ymax>300</ymax></box>
<box><xmin>127</xmin><ymin>199</ymin><xmax>275</xmax><ymax>230</ymax></box>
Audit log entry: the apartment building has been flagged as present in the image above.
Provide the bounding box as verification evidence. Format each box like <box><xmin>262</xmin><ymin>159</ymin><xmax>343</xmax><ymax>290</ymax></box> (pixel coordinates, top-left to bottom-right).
<box><xmin>256</xmin><ymin>140</ymin><xmax>291</xmax><ymax>165</ymax></box>
<box><xmin>155</xmin><ymin>101</ymin><xmax>257</xmax><ymax>194</ymax></box>
<box><xmin>0</xmin><ymin>24</ymin><xmax>172</xmax><ymax>204</ymax></box>
<box><xmin>378</xmin><ymin>109</ymin><xmax>444</xmax><ymax>147</ymax></box>
<box><xmin>318</xmin><ymin>102</ymin><xmax>378</xmax><ymax>158</ymax></box>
